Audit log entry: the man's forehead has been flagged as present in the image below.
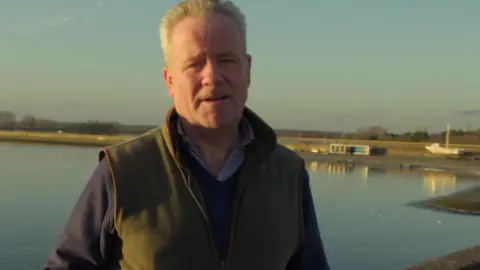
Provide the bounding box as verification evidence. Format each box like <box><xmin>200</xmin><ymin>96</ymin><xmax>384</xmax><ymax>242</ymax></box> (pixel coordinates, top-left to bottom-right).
<box><xmin>173</xmin><ymin>14</ymin><xmax>241</xmax><ymax>38</ymax></box>
<box><xmin>169</xmin><ymin>15</ymin><xmax>244</xmax><ymax>58</ymax></box>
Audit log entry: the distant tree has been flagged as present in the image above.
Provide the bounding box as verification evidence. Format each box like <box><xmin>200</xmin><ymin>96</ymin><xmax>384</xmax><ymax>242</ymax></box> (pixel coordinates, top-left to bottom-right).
<box><xmin>387</xmin><ymin>132</ymin><xmax>399</xmax><ymax>138</ymax></box>
<box><xmin>410</xmin><ymin>130</ymin><xmax>429</xmax><ymax>142</ymax></box>
<box><xmin>440</xmin><ymin>129</ymin><xmax>466</xmax><ymax>142</ymax></box>
<box><xmin>18</xmin><ymin>115</ymin><xmax>38</xmax><ymax>130</ymax></box>
<box><xmin>36</xmin><ymin>118</ymin><xmax>59</xmax><ymax>130</ymax></box>
<box><xmin>0</xmin><ymin>111</ymin><xmax>16</xmax><ymax>130</ymax></box>
<box><xmin>356</xmin><ymin>125</ymin><xmax>389</xmax><ymax>140</ymax></box>
<box><xmin>451</xmin><ymin>129</ymin><xmax>465</xmax><ymax>136</ymax></box>
<box><xmin>85</xmin><ymin>120</ymin><xmax>120</xmax><ymax>134</ymax></box>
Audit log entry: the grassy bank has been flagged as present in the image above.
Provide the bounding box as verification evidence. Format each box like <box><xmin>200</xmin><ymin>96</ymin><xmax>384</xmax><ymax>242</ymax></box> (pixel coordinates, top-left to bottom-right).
<box><xmin>1</xmin><ymin>131</ymin><xmax>480</xmax><ymax>157</ymax></box>
<box><xmin>283</xmin><ymin>137</ymin><xmax>480</xmax><ymax>157</ymax></box>
<box><xmin>283</xmin><ymin>136</ymin><xmax>480</xmax><ymax>151</ymax></box>
<box><xmin>0</xmin><ymin>131</ymin><xmax>128</xmax><ymax>147</ymax></box>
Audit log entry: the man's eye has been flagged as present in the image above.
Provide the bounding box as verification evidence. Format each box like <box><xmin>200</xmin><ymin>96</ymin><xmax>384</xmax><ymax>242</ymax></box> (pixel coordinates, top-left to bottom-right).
<box><xmin>220</xmin><ymin>58</ymin><xmax>235</xmax><ymax>63</ymax></box>
<box><xmin>186</xmin><ymin>62</ymin><xmax>200</xmax><ymax>69</ymax></box>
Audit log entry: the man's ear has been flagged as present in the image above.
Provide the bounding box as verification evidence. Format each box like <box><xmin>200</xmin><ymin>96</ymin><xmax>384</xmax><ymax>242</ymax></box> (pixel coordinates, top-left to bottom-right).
<box><xmin>163</xmin><ymin>67</ymin><xmax>174</xmax><ymax>97</ymax></box>
<box><xmin>246</xmin><ymin>54</ymin><xmax>252</xmax><ymax>86</ymax></box>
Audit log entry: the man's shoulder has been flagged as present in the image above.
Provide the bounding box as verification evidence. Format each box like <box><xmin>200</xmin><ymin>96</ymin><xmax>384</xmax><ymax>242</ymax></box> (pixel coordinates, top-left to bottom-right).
<box><xmin>268</xmin><ymin>143</ymin><xmax>305</xmax><ymax>167</ymax></box>
<box><xmin>109</xmin><ymin>126</ymin><xmax>163</xmax><ymax>150</ymax></box>
<box><xmin>99</xmin><ymin>126</ymin><xmax>163</xmax><ymax>161</ymax></box>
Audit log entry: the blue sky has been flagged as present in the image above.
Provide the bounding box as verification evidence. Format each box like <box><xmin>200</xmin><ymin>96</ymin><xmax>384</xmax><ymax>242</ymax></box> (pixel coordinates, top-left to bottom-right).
<box><xmin>1</xmin><ymin>0</ymin><xmax>479</xmax><ymax>132</ymax></box>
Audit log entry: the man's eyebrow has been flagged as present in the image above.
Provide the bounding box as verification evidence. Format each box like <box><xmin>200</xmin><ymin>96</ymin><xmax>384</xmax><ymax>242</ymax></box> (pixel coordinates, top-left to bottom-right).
<box><xmin>216</xmin><ymin>52</ymin><xmax>241</xmax><ymax>60</ymax></box>
<box><xmin>181</xmin><ymin>52</ymin><xmax>205</xmax><ymax>68</ymax></box>
<box><xmin>217</xmin><ymin>52</ymin><xmax>235</xmax><ymax>57</ymax></box>
<box><xmin>183</xmin><ymin>51</ymin><xmax>239</xmax><ymax>63</ymax></box>
<box><xmin>185</xmin><ymin>52</ymin><xmax>205</xmax><ymax>63</ymax></box>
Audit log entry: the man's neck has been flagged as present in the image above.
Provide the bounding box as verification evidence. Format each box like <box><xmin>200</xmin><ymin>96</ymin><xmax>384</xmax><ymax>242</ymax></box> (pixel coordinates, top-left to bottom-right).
<box><xmin>179</xmin><ymin>118</ymin><xmax>241</xmax><ymax>175</ymax></box>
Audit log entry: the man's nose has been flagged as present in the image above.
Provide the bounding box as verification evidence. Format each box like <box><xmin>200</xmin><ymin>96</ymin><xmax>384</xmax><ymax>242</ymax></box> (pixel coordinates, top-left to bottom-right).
<box><xmin>201</xmin><ymin>59</ymin><xmax>224</xmax><ymax>86</ymax></box>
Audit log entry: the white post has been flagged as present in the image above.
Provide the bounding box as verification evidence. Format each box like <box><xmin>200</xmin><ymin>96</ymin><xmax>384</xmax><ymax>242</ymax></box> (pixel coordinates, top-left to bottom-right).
<box><xmin>445</xmin><ymin>122</ymin><xmax>450</xmax><ymax>148</ymax></box>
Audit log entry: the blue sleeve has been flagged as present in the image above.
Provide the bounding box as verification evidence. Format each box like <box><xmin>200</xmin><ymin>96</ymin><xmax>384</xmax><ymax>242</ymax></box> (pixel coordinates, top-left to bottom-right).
<box><xmin>43</xmin><ymin>159</ymin><xmax>116</xmax><ymax>270</ymax></box>
<box><xmin>286</xmin><ymin>169</ymin><xmax>330</xmax><ymax>270</ymax></box>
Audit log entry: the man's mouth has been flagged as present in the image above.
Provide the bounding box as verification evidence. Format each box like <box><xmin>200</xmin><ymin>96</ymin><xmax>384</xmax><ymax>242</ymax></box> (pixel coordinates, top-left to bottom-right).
<box><xmin>204</xmin><ymin>96</ymin><xmax>228</xmax><ymax>101</ymax></box>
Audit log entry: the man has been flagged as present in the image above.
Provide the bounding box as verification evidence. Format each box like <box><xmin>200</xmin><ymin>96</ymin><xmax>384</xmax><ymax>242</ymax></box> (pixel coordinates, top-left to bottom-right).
<box><xmin>44</xmin><ymin>0</ymin><xmax>330</xmax><ymax>269</ymax></box>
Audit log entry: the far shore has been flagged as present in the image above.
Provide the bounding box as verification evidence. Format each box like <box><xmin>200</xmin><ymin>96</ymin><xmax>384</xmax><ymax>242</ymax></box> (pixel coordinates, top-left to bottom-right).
<box><xmin>0</xmin><ymin>130</ymin><xmax>129</xmax><ymax>147</ymax></box>
<box><xmin>2</xmin><ymin>132</ymin><xmax>478</xmax><ymax>172</ymax></box>
<box><xmin>2</xmin><ymin>130</ymin><xmax>480</xmax><ymax>155</ymax></box>
<box><xmin>2</xmin><ymin>130</ymin><xmax>479</xmax><ymax>173</ymax></box>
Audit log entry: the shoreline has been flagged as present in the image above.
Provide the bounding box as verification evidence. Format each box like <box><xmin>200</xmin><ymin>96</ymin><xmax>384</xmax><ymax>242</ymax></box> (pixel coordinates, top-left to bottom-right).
<box><xmin>2</xmin><ymin>130</ymin><xmax>480</xmax><ymax>150</ymax></box>
<box><xmin>2</xmin><ymin>130</ymin><xmax>480</xmax><ymax>177</ymax></box>
<box><xmin>0</xmin><ymin>131</ymin><xmax>127</xmax><ymax>147</ymax></box>
<box><xmin>407</xmin><ymin>245</ymin><xmax>480</xmax><ymax>270</ymax></box>
<box><xmin>302</xmin><ymin>153</ymin><xmax>480</xmax><ymax>179</ymax></box>
<box><xmin>2</xmin><ymin>132</ymin><xmax>479</xmax><ymax>178</ymax></box>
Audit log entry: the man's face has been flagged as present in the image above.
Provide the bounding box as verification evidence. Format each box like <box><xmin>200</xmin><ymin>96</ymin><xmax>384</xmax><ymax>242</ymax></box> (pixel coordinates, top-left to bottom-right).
<box><xmin>163</xmin><ymin>13</ymin><xmax>251</xmax><ymax>129</ymax></box>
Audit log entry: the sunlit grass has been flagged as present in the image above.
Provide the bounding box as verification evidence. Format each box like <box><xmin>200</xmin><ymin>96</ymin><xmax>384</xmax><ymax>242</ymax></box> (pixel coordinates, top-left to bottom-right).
<box><xmin>423</xmin><ymin>187</ymin><xmax>480</xmax><ymax>214</ymax></box>
<box><xmin>0</xmin><ymin>130</ymin><xmax>131</xmax><ymax>147</ymax></box>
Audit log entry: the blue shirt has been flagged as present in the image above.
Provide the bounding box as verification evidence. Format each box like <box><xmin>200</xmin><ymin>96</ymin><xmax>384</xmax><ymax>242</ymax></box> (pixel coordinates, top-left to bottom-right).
<box><xmin>176</xmin><ymin>117</ymin><xmax>254</xmax><ymax>182</ymax></box>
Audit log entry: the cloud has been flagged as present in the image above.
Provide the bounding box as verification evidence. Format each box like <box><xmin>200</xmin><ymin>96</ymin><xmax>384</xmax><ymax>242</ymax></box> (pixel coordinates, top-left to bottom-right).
<box><xmin>458</xmin><ymin>109</ymin><xmax>480</xmax><ymax>116</ymax></box>
<box><xmin>49</xmin><ymin>16</ymin><xmax>74</xmax><ymax>27</ymax></box>
<box><xmin>4</xmin><ymin>16</ymin><xmax>73</xmax><ymax>36</ymax></box>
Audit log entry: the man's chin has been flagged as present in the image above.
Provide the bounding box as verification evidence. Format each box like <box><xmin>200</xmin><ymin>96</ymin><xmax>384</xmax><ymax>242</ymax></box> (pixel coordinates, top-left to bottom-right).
<box><xmin>201</xmin><ymin>114</ymin><xmax>239</xmax><ymax>129</ymax></box>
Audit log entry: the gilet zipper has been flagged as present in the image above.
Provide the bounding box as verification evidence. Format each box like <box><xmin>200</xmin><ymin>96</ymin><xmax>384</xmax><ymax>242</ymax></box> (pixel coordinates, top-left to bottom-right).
<box><xmin>178</xmin><ymin>168</ymin><xmax>225</xmax><ymax>269</ymax></box>
<box><xmin>224</xmin><ymin>191</ymin><xmax>241</xmax><ymax>270</ymax></box>
<box><xmin>224</xmin><ymin>157</ymin><xmax>255</xmax><ymax>270</ymax></box>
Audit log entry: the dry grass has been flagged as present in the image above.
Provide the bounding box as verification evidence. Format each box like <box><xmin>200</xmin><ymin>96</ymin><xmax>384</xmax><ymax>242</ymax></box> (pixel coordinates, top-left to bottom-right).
<box><xmin>423</xmin><ymin>187</ymin><xmax>480</xmax><ymax>214</ymax></box>
<box><xmin>0</xmin><ymin>131</ymin><xmax>131</xmax><ymax>147</ymax></box>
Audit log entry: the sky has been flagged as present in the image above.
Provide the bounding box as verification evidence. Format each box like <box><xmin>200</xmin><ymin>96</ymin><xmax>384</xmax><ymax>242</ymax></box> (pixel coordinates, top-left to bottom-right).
<box><xmin>1</xmin><ymin>0</ymin><xmax>479</xmax><ymax>133</ymax></box>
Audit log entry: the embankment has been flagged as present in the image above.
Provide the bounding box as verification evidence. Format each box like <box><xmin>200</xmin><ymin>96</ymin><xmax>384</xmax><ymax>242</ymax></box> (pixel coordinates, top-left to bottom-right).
<box><xmin>2</xmin><ymin>131</ymin><xmax>480</xmax><ymax>157</ymax></box>
<box><xmin>406</xmin><ymin>245</ymin><xmax>480</xmax><ymax>270</ymax></box>
<box><xmin>0</xmin><ymin>131</ymin><xmax>128</xmax><ymax>147</ymax></box>
<box><xmin>282</xmin><ymin>136</ymin><xmax>480</xmax><ymax>157</ymax></box>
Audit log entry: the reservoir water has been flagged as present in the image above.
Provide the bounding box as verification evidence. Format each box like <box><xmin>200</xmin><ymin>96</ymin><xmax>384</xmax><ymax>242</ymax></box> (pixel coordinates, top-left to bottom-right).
<box><xmin>1</xmin><ymin>143</ymin><xmax>479</xmax><ymax>270</ymax></box>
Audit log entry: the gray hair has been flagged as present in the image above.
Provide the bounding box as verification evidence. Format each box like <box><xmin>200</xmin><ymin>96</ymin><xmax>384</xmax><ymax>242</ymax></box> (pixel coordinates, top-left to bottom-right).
<box><xmin>159</xmin><ymin>0</ymin><xmax>247</xmax><ymax>65</ymax></box>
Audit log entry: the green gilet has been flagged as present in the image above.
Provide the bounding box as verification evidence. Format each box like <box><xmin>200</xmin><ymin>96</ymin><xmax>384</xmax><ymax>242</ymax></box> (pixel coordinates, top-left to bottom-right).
<box><xmin>99</xmin><ymin>108</ymin><xmax>306</xmax><ymax>270</ymax></box>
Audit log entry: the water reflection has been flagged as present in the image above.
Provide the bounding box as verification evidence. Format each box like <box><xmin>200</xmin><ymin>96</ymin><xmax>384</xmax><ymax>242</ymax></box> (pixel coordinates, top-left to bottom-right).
<box><xmin>307</xmin><ymin>161</ymin><xmax>356</xmax><ymax>179</ymax></box>
<box><xmin>306</xmin><ymin>161</ymin><xmax>480</xmax><ymax>270</ymax></box>
<box><xmin>306</xmin><ymin>160</ymin><xmax>458</xmax><ymax>196</ymax></box>
<box><xmin>423</xmin><ymin>172</ymin><xmax>456</xmax><ymax>197</ymax></box>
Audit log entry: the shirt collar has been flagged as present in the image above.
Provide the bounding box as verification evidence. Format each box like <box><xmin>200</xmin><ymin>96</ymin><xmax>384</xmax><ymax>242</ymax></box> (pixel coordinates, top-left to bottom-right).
<box><xmin>177</xmin><ymin>117</ymin><xmax>255</xmax><ymax>147</ymax></box>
